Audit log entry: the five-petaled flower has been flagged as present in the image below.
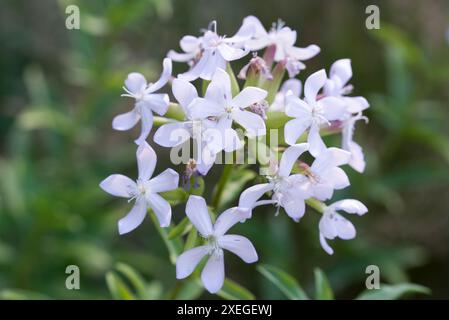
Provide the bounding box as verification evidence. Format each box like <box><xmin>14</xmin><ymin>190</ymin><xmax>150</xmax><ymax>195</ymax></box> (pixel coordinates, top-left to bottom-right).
<box><xmin>114</xmin><ymin>58</ymin><xmax>172</xmax><ymax>145</ymax></box>
<box><xmin>189</xmin><ymin>68</ymin><xmax>268</xmax><ymax>153</ymax></box>
<box><xmin>176</xmin><ymin>196</ymin><xmax>258</xmax><ymax>293</ymax></box>
<box><xmin>284</xmin><ymin>69</ymin><xmax>346</xmax><ymax>156</ymax></box>
<box><xmin>239</xmin><ymin>143</ymin><xmax>310</xmax><ymax>221</ymax></box>
<box><xmin>323</xmin><ymin>59</ymin><xmax>370</xmax><ymax>173</ymax></box>
<box><xmin>99</xmin><ymin>142</ymin><xmax>179</xmax><ymax>234</ymax></box>
<box><xmin>319</xmin><ymin>199</ymin><xmax>368</xmax><ymax>255</ymax></box>
<box><xmin>169</xmin><ymin>21</ymin><xmax>251</xmax><ymax>81</ymax></box>
<box><xmin>236</xmin><ymin>16</ymin><xmax>320</xmax><ymax>77</ymax></box>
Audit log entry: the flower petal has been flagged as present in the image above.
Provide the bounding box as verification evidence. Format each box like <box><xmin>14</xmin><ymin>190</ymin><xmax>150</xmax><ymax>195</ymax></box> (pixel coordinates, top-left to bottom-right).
<box><xmin>118</xmin><ymin>197</ymin><xmax>147</xmax><ymax>235</ymax></box>
<box><xmin>112</xmin><ymin>109</ymin><xmax>140</xmax><ymax>131</ymax></box>
<box><xmin>304</xmin><ymin>69</ymin><xmax>327</xmax><ymax>103</ymax></box>
<box><xmin>284</xmin><ymin>118</ymin><xmax>310</xmax><ymax>145</ymax></box>
<box><xmin>188</xmin><ymin>97</ymin><xmax>224</xmax><ymax>120</ymax></box>
<box><xmin>285</xmin><ymin>95</ymin><xmax>311</xmax><ymax>118</ymax></box>
<box><xmin>180</xmin><ymin>35</ymin><xmax>200</xmax><ymax>52</ymax></box>
<box><xmin>319</xmin><ymin>214</ymin><xmax>338</xmax><ymax>239</ymax></box>
<box><xmin>232</xmin><ymin>109</ymin><xmax>266</xmax><ymax>137</ymax></box>
<box><xmin>136</xmin><ymin>141</ymin><xmax>157</xmax><ymax>181</ymax></box>
<box><xmin>311</xmin><ymin>147</ymin><xmax>351</xmax><ymax>172</ymax></box>
<box><xmin>201</xmin><ymin>253</ymin><xmax>225</xmax><ymax>294</ymax></box>
<box><xmin>186</xmin><ymin>195</ymin><xmax>213</xmax><ymax>237</ymax></box>
<box><xmin>282</xmin><ymin>197</ymin><xmax>306</xmax><ymax>222</ymax></box>
<box><xmin>125</xmin><ymin>73</ymin><xmax>146</xmax><ymax>94</ymax></box>
<box><xmin>172</xmin><ymin>78</ymin><xmax>198</xmax><ymax>111</ymax></box>
<box><xmin>154</xmin><ymin>122</ymin><xmax>190</xmax><ymax>147</ymax></box>
<box><xmin>214</xmin><ymin>207</ymin><xmax>250</xmax><ymax>237</ymax></box>
<box><xmin>99</xmin><ymin>174</ymin><xmax>136</xmax><ymax>198</ymax></box>
<box><xmin>147</xmin><ymin>168</ymin><xmax>179</xmax><ymax>193</ymax></box>
<box><xmin>329</xmin><ymin>199</ymin><xmax>368</xmax><ymax>216</ymax></box>
<box><xmin>147</xmin><ymin>193</ymin><xmax>171</xmax><ymax>227</ymax></box>
<box><xmin>239</xmin><ymin>183</ymin><xmax>273</xmax><ymax>210</ymax></box>
<box><xmin>307</xmin><ymin>123</ymin><xmax>327</xmax><ymax>157</ymax></box>
<box><xmin>278</xmin><ymin>143</ymin><xmax>309</xmax><ymax>177</ymax></box>
<box><xmin>319</xmin><ymin>97</ymin><xmax>346</xmax><ymax>121</ymax></box>
<box><xmin>218</xmin><ymin>43</ymin><xmax>249</xmax><ymax>61</ymax></box>
<box><xmin>218</xmin><ymin>235</ymin><xmax>258</xmax><ymax>263</ymax></box>
<box><xmin>147</xmin><ymin>58</ymin><xmax>172</xmax><ymax>93</ymax></box>
<box><xmin>345</xmin><ymin>96</ymin><xmax>369</xmax><ymax>113</ymax></box>
<box><xmin>327</xmin><ymin>167</ymin><xmax>350</xmax><ymax>190</ymax></box>
<box><xmin>206</xmin><ymin>68</ymin><xmax>232</xmax><ymax>106</ymax></box>
<box><xmin>176</xmin><ymin>245</ymin><xmax>209</xmax><ymax>279</ymax></box>
<box><xmin>334</xmin><ymin>214</ymin><xmax>356</xmax><ymax>240</ymax></box>
<box><xmin>135</xmin><ymin>104</ymin><xmax>153</xmax><ymax>145</ymax></box>
<box><xmin>288</xmin><ymin>44</ymin><xmax>320</xmax><ymax>60</ymax></box>
<box><xmin>143</xmin><ymin>93</ymin><xmax>169</xmax><ymax>116</ymax></box>
<box><xmin>232</xmin><ymin>87</ymin><xmax>267</xmax><ymax>109</ymax></box>
<box><xmin>319</xmin><ymin>233</ymin><xmax>334</xmax><ymax>255</ymax></box>
<box><xmin>329</xmin><ymin>59</ymin><xmax>352</xmax><ymax>86</ymax></box>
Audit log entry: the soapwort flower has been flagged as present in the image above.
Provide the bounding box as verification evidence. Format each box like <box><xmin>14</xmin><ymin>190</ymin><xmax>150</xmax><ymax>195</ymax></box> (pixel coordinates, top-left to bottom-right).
<box><xmin>236</xmin><ymin>16</ymin><xmax>320</xmax><ymax>77</ymax></box>
<box><xmin>318</xmin><ymin>199</ymin><xmax>368</xmax><ymax>255</ymax></box>
<box><xmin>323</xmin><ymin>59</ymin><xmax>370</xmax><ymax>172</ymax></box>
<box><xmin>176</xmin><ymin>196</ymin><xmax>258</xmax><ymax>293</ymax></box>
<box><xmin>189</xmin><ymin>68</ymin><xmax>268</xmax><ymax>153</ymax></box>
<box><xmin>270</xmin><ymin>78</ymin><xmax>302</xmax><ymax>112</ymax></box>
<box><xmin>284</xmin><ymin>69</ymin><xmax>345</xmax><ymax>156</ymax></box>
<box><xmin>169</xmin><ymin>21</ymin><xmax>251</xmax><ymax>81</ymax></box>
<box><xmin>114</xmin><ymin>58</ymin><xmax>172</xmax><ymax>145</ymax></box>
<box><xmin>153</xmin><ymin>78</ymin><xmax>216</xmax><ymax>175</ymax></box>
<box><xmin>238</xmin><ymin>143</ymin><xmax>310</xmax><ymax>221</ymax></box>
<box><xmin>99</xmin><ymin>142</ymin><xmax>179</xmax><ymax>234</ymax></box>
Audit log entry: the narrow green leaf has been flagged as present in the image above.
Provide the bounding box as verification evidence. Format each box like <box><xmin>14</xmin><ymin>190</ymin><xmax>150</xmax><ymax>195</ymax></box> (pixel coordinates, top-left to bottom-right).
<box><xmin>226</xmin><ymin>63</ymin><xmax>240</xmax><ymax>96</ymax></box>
<box><xmin>184</xmin><ymin>227</ymin><xmax>198</xmax><ymax>251</ymax></box>
<box><xmin>217</xmin><ymin>279</ymin><xmax>255</xmax><ymax>300</ymax></box>
<box><xmin>356</xmin><ymin>283</ymin><xmax>430</xmax><ymax>300</ymax></box>
<box><xmin>314</xmin><ymin>268</ymin><xmax>334</xmax><ymax>300</ymax></box>
<box><xmin>115</xmin><ymin>263</ymin><xmax>148</xmax><ymax>299</ymax></box>
<box><xmin>257</xmin><ymin>264</ymin><xmax>308</xmax><ymax>300</ymax></box>
<box><xmin>149</xmin><ymin>211</ymin><xmax>183</xmax><ymax>264</ymax></box>
<box><xmin>168</xmin><ymin>217</ymin><xmax>192</xmax><ymax>240</ymax></box>
<box><xmin>105</xmin><ymin>272</ymin><xmax>136</xmax><ymax>300</ymax></box>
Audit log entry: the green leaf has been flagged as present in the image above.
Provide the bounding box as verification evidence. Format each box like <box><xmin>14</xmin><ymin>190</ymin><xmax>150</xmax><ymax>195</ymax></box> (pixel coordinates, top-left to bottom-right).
<box><xmin>356</xmin><ymin>283</ymin><xmax>430</xmax><ymax>300</ymax></box>
<box><xmin>149</xmin><ymin>211</ymin><xmax>183</xmax><ymax>264</ymax></box>
<box><xmin>184</xmin><ymin>227</ymin><xmax>198</xmax><ymax>250</ymax></box>
<box><xmin>226</xmin><ymin>63</ymin><xmax>240</xmax><ymax>96</ymax></box>
<box><xmin>106</xmin><ymin>272</ymin><xmax>136</xmax><ymax>300</ymax></box>
<box><xmin>217</xmin><ymin>279</ymin><xmax>255</xmax><ymax>300</ymax></box>
<box><xmin>160</xmin><ymin>188</ymin><xmax>188</xmax><ymax>206</ymax></box>
<box><xmin>216</xmin><ymin>166</ymin><xmax>257</xmax><ymax>209</ymax></box>
<box><xmin>174</xmin><ymin>279</ymin><xmax>204</xmax><ymax>300</ymax></box>
<box><xmin>314</xmin><ymin>268</ymin><xmax>334</xmax><ymax>300</ymax></box>
<box><xmin>168</xmin><ymin>217</ymin><xmax>192</xmax><ymax>240</ymax></box>
<box><xmin>0</xmin><ymin>289</ymin><xmax>50</xmax><ymax>300</ymax></box>
<box><xmin>115</xmin><ymin>263</ymin><xmax>148</xmax><ymax>299</ymax></box>
<box><xmin>257</xmin><ymin>264</ymin><xmax>308</xmax><ymax>300</ymax></box>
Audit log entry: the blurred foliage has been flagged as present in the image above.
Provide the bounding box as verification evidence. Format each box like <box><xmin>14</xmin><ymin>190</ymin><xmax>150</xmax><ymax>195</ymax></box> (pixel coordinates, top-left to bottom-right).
<box><xmin>0</xmin><ymin>0</ymin><xmax>448</xmax><ymax>299</ymax></box>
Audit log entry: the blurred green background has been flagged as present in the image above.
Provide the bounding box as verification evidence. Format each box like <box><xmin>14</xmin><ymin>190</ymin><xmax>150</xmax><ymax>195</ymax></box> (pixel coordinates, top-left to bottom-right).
<box><xmin>1</xmin><ymin>0</ymin><xmax>449</xmax><ymax>299</ymax></box>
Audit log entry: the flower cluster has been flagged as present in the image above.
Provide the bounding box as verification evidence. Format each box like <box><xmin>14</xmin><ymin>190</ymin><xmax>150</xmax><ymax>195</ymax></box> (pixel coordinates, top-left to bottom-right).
<box><xmin>100</xmin><ymin>16</ymin><xmax>369</xmax><ymax>294</ymax></box>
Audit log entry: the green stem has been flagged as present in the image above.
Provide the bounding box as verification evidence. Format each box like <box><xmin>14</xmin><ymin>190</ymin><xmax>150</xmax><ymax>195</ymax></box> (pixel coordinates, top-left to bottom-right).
<box><xmin>211</xmin><ymin>163</ymin><xmax>233</xmax><ymax>209</ymax></box>
<box><xmin>305</xmin><ymin>198</ymin><xmax>326</xmax><ymax>213</ymax></box>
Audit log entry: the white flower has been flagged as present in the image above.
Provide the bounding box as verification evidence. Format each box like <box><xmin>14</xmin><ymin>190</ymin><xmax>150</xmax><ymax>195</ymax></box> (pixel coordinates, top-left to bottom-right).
<box><xmin>324</xmin><ymin>59</ymin><xmax>369</xmax><ymax>114</ymax></box>
<box><xmin>284</xmin><ymin>69</ymin><xmax>346</xmax><ymax>156</ymax></box>
<box><xmin>319</xmin><ymin>199</ymin><xmax>368</xmax><ymax>255</ymax></box>
<box><xmin>270</xmin><ymin>78</ymin><xmax>302</xmax><ymax>112</ymax></box>
<box><xmin>239</xmin><ymin>143</ymin><xmax>311</xmax><ymax>221</ymax></box>
<box><xmin>153</xmin><ymin>78</ymin><xmax>216</xmax><ymax>175</ymax></box>
<box><xmin>189</xmin><ymin>68</ymin><xmax>267</xmax><ymax>153</ymax></box>
<box><xmin>169</xmin><ymin>21</ymin><xmax>251</xmax><ymax>81</ymax></box>
<box><xmin>176</xmin><ymin>196</ymin><xmax>258</xmax><ymax>293</ymax></box>
<box><xmin>114</xmin><ymin>58</ymin><xmax>172</xmax><ymax>145</ymax></box>
<box><xmin>236</xmin><ymin>16</ymin><xmax>320</xmax><ymax>77</ymax></box>
<box><xmin>99</xmin><ymin>142</ymin><xmax>179</xmax><ymax>234</ymax></box>
<box><xmin>342</xmin><ymin>113</ymin><xmax>368</xmax><ymax>173</ymax></box>
<box><xmin>298</xmin><ymin>147</ymin><xmax>351</xmax><ymax>201</ymax></box>
<box><xmin>323</xmin><ymin>59</ymin><xmax>370</xmax><ymax>173</ymax></box>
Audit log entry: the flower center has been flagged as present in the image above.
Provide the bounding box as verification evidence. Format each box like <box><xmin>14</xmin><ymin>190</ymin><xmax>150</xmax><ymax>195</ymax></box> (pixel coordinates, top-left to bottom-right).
<box><xmin>206</xmin><ymin>235</ymin><xmax>223</xmax><ymax>256</ymax></box>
